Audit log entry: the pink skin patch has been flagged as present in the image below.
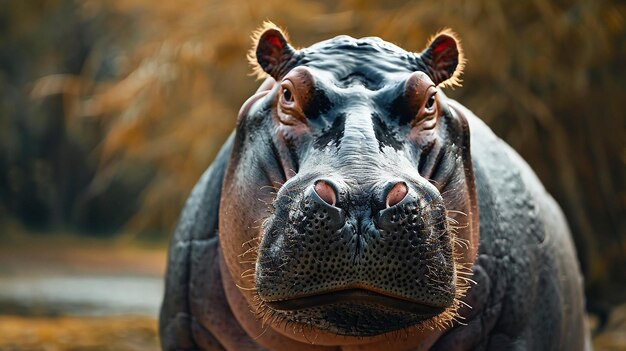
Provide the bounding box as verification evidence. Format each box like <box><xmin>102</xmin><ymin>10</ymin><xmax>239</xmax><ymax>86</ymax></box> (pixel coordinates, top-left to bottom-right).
<box><xmin>386</xmin><ymin>182</ymin><xmax>408</xmax><ymax>208</ymax></box>
<box><xmin>267</xmin><ymin>34</ymin><xmax>283</xmax><ymax>50</ymax></box>
<box><xmin>314</xmin><ymin>181</ymin><xmax>336</xmax><ymax>206</ymax></box>
<box><xmin>432</xmin><ymin>40</ymin><xmax>450</xmax><ymax>55</ymax></box>
<box><xmin>433</xmin><ymin>37</ymin><xmax>456</xmax><ymax>55</ymax></box>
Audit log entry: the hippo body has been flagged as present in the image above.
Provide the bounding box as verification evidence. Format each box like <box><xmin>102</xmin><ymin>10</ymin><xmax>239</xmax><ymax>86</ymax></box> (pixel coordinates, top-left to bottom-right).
<box><xmin>160</xmin><ymin>25</ymin><xmax>589</xmax><ymax>350</ymax></box>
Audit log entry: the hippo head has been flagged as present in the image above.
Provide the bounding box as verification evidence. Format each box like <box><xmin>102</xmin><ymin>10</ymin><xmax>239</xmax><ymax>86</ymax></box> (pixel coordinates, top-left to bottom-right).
<box><xmin>219</xmin><ymin>23</ymin><xmax>479</xmax><ymax>339</ymax></box>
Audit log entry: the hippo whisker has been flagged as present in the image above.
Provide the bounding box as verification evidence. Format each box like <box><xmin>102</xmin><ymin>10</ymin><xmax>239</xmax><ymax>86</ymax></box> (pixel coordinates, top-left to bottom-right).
<box><xmin>238</xmin><ymin>259</ymin><xmax>258</xmax><ymax>265</ymax></box>
<box><xmin>241</xmin><ymin>236</ymin><xmax>261</xmax><ymax>248</ymax></box>
<box><xmin>241</xmin><ymin>267</ymin><xmax>255</xmax><ymax>276</ymax></box>
<box><xmin>458</xmin><ymin>299</ymin><xmax>472</xmax><ymax>310</ymax></box>
<box><xmin>453</xmin><ymin>236</ymin><xmax>470</xmax><ymax>250</ymax></box>
<box><xmin>446</xmin><ymin>216</ymin><xmax>460</xmax><ymax>227</ymax></box>
<box><xmin>446</xmin><ymin>209</ymin><xmax>467</xmax><ymax>217</ymax></box>
<box><xmin>238</xmin><ymin>249</ymin><xmax>257</xmax><ymax>259</ymax></box>
<box><xmin>261</xmin><ymin>183</ymin><xmax>283</xmax><ymax>193</ymax></box>
<box><xmin>456</xmin><ymin>268</ymin><xmax>474</xmax><ymax>277</ymax></box>
<box><xmin>456</xmin><ymin>275</ymin><xmax>477</xmax><ymax>285</ymax></box>
<box><xmin>241</xmin><ymin>272</ymin><xmax>256</xmax><ymax>279</ymax></box>
<box><xmin>236</xmin><ymin>284</ymin><xmax>258</xmax><ymax>291</ymax></box>
<box><xmin>272</xmin><ymin>180</ymin><xmax>285</xmax><ymax>187</ymax></box>
<box><xmin>238</xmin><ymin>248</ymin><xmax>259</xmax><ymax>260</ymax></box>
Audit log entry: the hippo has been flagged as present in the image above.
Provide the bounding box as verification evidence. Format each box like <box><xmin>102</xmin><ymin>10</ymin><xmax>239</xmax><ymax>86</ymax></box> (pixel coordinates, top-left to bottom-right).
<box><xmin>159</xmin><ymin>23</ymin><xmax>590</xmax><ymax>350</ymax></box>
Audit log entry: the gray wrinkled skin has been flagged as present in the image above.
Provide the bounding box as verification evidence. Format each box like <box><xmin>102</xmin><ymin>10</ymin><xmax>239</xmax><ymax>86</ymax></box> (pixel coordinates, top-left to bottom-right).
<box><xmin>428</xmin><ymin>102</ymin><xmax>591</xmax><ymax>350</ymax></box>
<box><xmin>159</xmin><ymin>103</ymin><xmax>590</xmax><ymax>350</ymax></box>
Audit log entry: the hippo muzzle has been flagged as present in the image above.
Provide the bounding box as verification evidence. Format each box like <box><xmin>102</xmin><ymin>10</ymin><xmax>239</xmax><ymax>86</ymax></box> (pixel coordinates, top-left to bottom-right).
<box><xmin>256</xmin><ymin>171</ymin><xmax>456</xmax><ymax>335</ymax></box>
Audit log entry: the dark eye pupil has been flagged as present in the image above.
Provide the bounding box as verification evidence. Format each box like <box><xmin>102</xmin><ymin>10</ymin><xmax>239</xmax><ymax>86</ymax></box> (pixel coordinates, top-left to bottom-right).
<box><xmin>283</xmin><ymin>88</ymin><xmax>293</xmax><ymax>102</ymax></box>
<box><xmin>426</xmin><ymin>95</ymin><xmax>435</xmax><ymax>109</ymax></box>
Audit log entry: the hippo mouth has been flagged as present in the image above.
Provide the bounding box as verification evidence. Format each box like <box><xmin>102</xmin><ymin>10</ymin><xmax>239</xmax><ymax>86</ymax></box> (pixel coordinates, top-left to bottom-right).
<box><xmin>261</xmin><ymin>287</ymin><xmax>448</xmax><ymax>336</ymax></box>
<box><xmin>266</xmin><ymin>288</ymin><xmax>445</xmax><ymax>316</ymax></box>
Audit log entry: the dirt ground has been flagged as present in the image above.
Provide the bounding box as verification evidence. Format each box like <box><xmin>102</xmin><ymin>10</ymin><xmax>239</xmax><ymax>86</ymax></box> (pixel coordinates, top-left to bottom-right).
<box><xmin>0</xmin><ymin>238</ymin><xmax>624</xmax><ymax>351</ymax></box>
<box><xmin>1</xmin><ymin>313</ymin><xmax>626</xmax><ymax>350</ymax></box>
<box><xmin>0</xmin><ymin>315</ymin><xmax>159</xmax><ymax>351</ymax></box>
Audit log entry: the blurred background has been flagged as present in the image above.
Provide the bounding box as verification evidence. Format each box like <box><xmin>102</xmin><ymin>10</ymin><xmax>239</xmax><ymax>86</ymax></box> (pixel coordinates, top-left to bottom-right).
<box><xmin>0</xmin><ymin>0</ymin><xmax>624</xmax><ymax>349</ymax></box>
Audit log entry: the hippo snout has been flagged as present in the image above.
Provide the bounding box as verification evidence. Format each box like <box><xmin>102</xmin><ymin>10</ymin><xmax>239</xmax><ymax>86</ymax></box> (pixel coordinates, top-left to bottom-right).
<box><xmin>255</xmin><ymin>176</ymin><xmax>456</xmax><ymax>335</ymax></box>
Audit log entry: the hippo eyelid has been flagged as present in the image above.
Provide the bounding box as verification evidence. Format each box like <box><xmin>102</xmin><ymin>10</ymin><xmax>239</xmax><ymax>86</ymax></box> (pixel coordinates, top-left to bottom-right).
<box><xmin>424</xmin><ymin>93</ymin><xmax>437</xmax><ymax>113</ymax></box>
<box><xmin>407</xmin><ymin>85</ymin><xmax>438</xmax><ymax>129</ymax></box>
<box><xmin>277</xmin><ymin>79</ymin><xmax>306</xmax><ymax>124</ymax></box>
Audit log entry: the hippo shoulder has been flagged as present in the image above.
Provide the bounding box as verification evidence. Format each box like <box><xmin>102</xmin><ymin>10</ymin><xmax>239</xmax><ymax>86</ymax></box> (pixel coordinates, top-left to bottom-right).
<box><xmin>159</xmin><ymin>133</ymin><xmax>233</xmax><ymax>350</ymax></box>
<box><xmin>173</xmin><ymin>133</ymin><xmax>233</xmax><ymax>243</ymax></box>
<box><xmin>447</xmin><ymin>100</ymin><xmax>589</xmax><ymax>350</ymax></box>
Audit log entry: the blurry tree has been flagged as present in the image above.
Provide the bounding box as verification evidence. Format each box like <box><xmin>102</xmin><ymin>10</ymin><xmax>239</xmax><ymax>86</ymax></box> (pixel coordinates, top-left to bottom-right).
<box><xmin>0</xmin><ymin>0</ymin><xmax>148</xmax><ymax>233</ymax></box>
<box><xmin>0</xmin><ymin>0</ymin><xmax>624</xmax><ymax>305</ymax></box>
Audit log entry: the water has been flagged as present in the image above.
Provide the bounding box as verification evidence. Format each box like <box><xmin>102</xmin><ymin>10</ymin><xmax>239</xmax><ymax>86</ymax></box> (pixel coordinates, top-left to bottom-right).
<box><xmin>0</xmin><ymin>274</ymin><xmax>163</xmax><ymax>317</ymax></box>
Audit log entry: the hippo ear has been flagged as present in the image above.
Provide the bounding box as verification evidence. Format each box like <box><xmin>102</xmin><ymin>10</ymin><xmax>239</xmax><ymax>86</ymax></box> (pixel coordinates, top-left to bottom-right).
<box><xmin>420</xmin><ymin>30</ymin><xmax>465</xmax><ymax>88</ymax></box>
<box><xmin>248</xmin><ymin>22</ymin><xmax>296</xmax><ymax>80</ymax></box>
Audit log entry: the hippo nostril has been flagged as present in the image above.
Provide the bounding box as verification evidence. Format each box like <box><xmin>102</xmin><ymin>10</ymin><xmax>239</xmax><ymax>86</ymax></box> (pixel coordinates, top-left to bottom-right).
<box><xmin>306</xmin><ymin>180</ymin><xmax>345</xmax><ymax>231</ymax></box>
<box><xmin>386</xmin><ymin>182</ymin><xmax>408</xmax><ymax>208</ymax></box>
<box><xmin>314</xmin><ymin>180</ymin><xmax>337</xmax><ymax>206</ymax></box>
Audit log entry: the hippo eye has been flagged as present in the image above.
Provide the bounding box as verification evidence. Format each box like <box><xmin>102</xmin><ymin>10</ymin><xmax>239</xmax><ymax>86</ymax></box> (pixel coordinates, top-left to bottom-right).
<box><xmin>282</xmin><ymin>87</ymin><xmax>293</xmax><ymax>103</ymax></box>
<box><xmin>425</xmin><ymin>94</ymin><xmax>436</xmax><ymax>113</ymax></box>
<box><xmin>277</xmin><ymin>81</ymin><xmax>305</xmax><ymax>124</ymax></box>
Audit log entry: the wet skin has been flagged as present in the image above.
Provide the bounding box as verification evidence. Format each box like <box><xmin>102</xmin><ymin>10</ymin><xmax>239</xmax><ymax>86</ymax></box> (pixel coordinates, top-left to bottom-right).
<box><xmin>160</xmin><ymin>25</ymin><xmax>589</xmax><ymax>350</ymax></box>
